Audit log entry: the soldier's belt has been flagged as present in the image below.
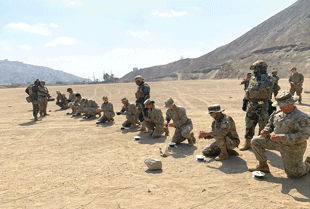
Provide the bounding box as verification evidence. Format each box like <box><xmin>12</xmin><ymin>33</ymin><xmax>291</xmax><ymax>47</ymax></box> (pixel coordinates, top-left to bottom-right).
<box><xmin>249</xmin><ymin>101</ymin><xmax>264</xmax><ymax>105</ymax></box>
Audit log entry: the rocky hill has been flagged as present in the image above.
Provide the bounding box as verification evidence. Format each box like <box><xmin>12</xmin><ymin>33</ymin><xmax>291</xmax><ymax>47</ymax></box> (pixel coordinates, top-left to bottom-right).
<box><xmin>121</xmin><ymin>0</ymin><xmax>310</xmax><ymax>82</ymax></box>
<box><xmin>0</xmin><ymin>59</ymin><xmax>91</xmax><ymax>84</ymax></box>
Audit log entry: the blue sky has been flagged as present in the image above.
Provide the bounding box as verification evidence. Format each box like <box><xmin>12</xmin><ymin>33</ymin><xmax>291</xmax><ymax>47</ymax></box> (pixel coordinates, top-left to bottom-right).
<box><xmin>0</xmin><ymin>0</ymin><xmax>297</xmax><ymax>80</ymax></box>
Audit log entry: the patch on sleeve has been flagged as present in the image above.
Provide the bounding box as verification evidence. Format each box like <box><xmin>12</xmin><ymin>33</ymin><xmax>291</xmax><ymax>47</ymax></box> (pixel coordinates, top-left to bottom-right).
<box><xmin>298</xmin><ymin>119</ymin><xmax>308</xmax><ymax>127</ymax></box>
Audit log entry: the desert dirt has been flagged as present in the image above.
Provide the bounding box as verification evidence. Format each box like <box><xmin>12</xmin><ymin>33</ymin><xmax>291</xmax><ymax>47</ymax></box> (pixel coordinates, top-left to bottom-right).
<box><xmin>0</xmin><ymin>78</ymin><xmax>309</xmax><ymax>209</ymax></box>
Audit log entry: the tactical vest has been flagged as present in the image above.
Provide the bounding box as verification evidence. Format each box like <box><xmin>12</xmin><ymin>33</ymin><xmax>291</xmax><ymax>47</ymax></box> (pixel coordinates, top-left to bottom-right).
<box><xmin>247</xmin><ymin>75</ymin><xmax>273</xmax><ymax>101</ymax></box>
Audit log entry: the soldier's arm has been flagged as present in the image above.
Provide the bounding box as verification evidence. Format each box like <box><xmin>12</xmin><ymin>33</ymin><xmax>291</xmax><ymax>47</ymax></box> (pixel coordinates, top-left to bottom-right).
<box><xmin>279</xmin><ymin>117</ymin><xmax>310</xmax><ymax>144</ymax></box>
<box><xmin>143</xmin><ymin>85</ymin><xmax>150</xmax><ymax>100</ymax></box>
<box><xmin>152</xmin><ymin>109</ymin><xmax>163</xmax><ymax>124</ymax></box>
<box><xmin>165</xmin><ymin>111</ymin><xmax>171</xmax><ymax>124</ymax></box>
<box><xmin>211</xmin><ymin>117</ymin><xmax>231</xmax><ymax>138</ymax></box>
<box><xmin>174</xmin><ymin>108</ymin><xmax>188</xmax><ymax>127</ymax></box>
<box><xmin>299</xmin><ymin>74</ymin><xmax>304</xmax><ymax>84</ymax></box>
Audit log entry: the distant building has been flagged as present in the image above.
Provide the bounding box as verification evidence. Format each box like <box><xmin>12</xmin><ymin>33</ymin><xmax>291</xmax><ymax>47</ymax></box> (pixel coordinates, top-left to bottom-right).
<box><xmin>133</xmin><ymin>68</ymin><xmax>138</xmax><ymax>71</ymax></box>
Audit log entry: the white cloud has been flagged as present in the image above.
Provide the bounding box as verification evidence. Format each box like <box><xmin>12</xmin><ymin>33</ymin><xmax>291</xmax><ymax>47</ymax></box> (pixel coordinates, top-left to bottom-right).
<box><xmin>152</xmin><ymin>10</ymin><xmax>187</xmax><ymax>18</ymax></box>
<box><xmin>45</xmin><ymin>37</ymin><xmax>78</xmax><ymax>47</ymax></box>
<box><xmin>0</xmin><ymin>42</ymin><xmax>13</xmax><ymax>52</ymax></box>
<box><xmin>5</xmin><ymin>23</ymin><xmax>52</xmax><ymax>36</ymax></box>
<box><xmin>20</xmin><ymin>45</ymin><xmax>32</xmax><ymax>51</ymax></box>
<box><xmin>69</xmin><ymin>1</ymin><xmax>83</xmax><ymax>6</ymax></box>
<box><xmin>127</xmin><ymin>30</ymin><xmax>151</xmax><ymax>41</ymax></box>
<box><xmin>49</xmin><ymin>23</ymin><xmax>59</xmax><ymax>28</ymax></box>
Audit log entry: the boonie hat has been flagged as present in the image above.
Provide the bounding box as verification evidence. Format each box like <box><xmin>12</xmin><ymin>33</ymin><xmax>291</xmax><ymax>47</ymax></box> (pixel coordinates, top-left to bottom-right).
<box><xmin>164</xmin><ymin>97</ymin><xmax>175</xmax><ymax>108</ymax></box>
<box><xmin>121</xmin><ymin>97</ymin><xmax>128</xmax><ymax>103</ymax></box>
<box><xmin>67</xmin><ymin>88</ymin><xmax>72</xmax><ymax>92</ymax></box>
<box><xmin>144</xmin><ymin>99</ymin><xmax>154</xmax><ymax>106</ymax></box>
<box><xmin>208</xmin><ymin>104</ymin><xmax>225</xmax><ymax>113</ymax></box>
<box><xmin>272</xmin><ymin>91</ymin><xmax>296</xmax><ymax>107</ymax></box>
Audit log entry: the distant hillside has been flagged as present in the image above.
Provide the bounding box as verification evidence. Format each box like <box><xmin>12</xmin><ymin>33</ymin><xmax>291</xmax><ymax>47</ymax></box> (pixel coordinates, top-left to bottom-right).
<box><xmin>121</xmin><ymin>0</ymin><xmax>310</xmax><ymax>82</ymax></box>
<box><xmin>0</xmin><ymin>59</ymin><xmax>91</xmax><ymax>84</ymax></box>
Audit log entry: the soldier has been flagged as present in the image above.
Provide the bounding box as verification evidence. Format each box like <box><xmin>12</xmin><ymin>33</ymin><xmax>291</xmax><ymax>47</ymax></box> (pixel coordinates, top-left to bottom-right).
<box><xmin>80</xmin><ymin>98</ymin><xmax>100</xmax><ymax>119</ymax></box>
<box><xmin>134</xmin><ymin>75</ymin><xmax>150</xmax><ymax>131</ymax></box>
<box><xmin>249</xmin><ymin>91</ymin><xmax>310</xmax><ymax>178</ymax></box>
<box><xmin>241</xmin><ymin>60</ymin><xmax>275</xmax><ymax>151</ymax></box>
<box><xmin>116</xmin><ymin>98</ymin><xmax>140</xmax><ymax>128</ymax></box>
<box><xmin>56</xmin><ymin>91</ymin><xmax>69</xmax><ymax>109</ymax></box>
<box><xmin>67</xmin><ymin>88</ymin><xmax>76</xmax><ymax>102</ymax></box>
<box><xmin>240</xmin><ymin>73</ymin><xmax>252</xmax><ymax>90</ymax></box>
<box><xmin>96</xmin><ymin>96</ymin><xmax>115</xmax><ymax>124</ymax></box>
<box><xmin>25</xmin><ymin>79</ymin><xmax>48</xmax><ymax>121</ymax></box>
<box><xmin>38</xmin><ymin>80</ymin><xmax>51</xmax><ymax>116</ymax></box>
<box><xmin>271</xmin><ymin>70</ymin><xmax>280</xmax><ymax>98</ymax></box>
<box><xmin>144</xmin><ymin>99</ymin><xmax>169</xmax><ymax>138</ymax></box>
<box><xmin>199</xmin><ymin>104</ymin><xmax>240</xmax><ymax>161</ymax></box>
<box><xmin>289</xmin><ymin>67</ymin><xmax>304</xmax><ymax>104</ymax></box>
<box><xmin>164</xmin><ymin>97</ymin><xmax>196</xmax><ymax>146</ymax></box>
<box><xmin>71</xmin><ymin>93</ymin><xmax>82</xmax><ymax>116</ymax></box>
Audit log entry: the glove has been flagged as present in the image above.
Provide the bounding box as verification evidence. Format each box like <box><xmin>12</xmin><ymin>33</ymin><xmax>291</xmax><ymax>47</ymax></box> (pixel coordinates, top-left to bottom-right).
<box><xmin>242</xmin><ymin>99</ymin><xmax>248</xmax><ymax>111</ymax></box>
<box><xmin>116</xmin><ymin>112</ymin><xmax>122</xmax><ymax>115</ymax></box>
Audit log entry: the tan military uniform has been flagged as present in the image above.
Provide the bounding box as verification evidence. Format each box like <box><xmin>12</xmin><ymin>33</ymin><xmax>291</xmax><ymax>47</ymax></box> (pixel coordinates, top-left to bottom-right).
<box><xmin>56</xmin><ymin>93</ymin><xmax>68</xmax><ymax>109</ymax></box>
<box><xmin>202</xmin><ymin>114</ymin><xmax>240</xmax><ymax>156</ymax></box>
<box><xmin>145</xmin><ymin>104</ymin><xmax>165</xmax><ymax>138</ymax></box>
<box><xmin>120</xmin><ymin>103</ymin><xmax>139</xmax><ymax>127</ymax></box>
<box><xmin>68</xmin><ymin>92</ymin><xmax>76</xmax><ymax>108</ymax></box>
<box><xmin>38</xmin><ymin>86</ymin><xmax>49</xmax><ymax>115</ymax></box>
<box><xmin>289</xmin><ymin>72</ymin><xmax>304</xmax><ymax>102</ymax></box>
<box><xmin>80</xmin><ymin>99</ymin><xmax>99</xmax><ymax>116</ymax></box>
<box><xmin>252</xmin><ymin>108</ymin><xmax>310</xmax><ymax>178</ymax></box>
<box><xmin>98</xmin><ymin>101</ymin><xmax>115</xmax><ymax>122</ymax></box>
<box><xmin>166</xmin><ymin>105</ymin><xmax>193</xmax><ymax>144</ymax></box>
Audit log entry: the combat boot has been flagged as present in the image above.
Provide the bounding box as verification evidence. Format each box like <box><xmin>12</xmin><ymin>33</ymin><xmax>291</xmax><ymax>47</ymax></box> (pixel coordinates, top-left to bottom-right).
<box><xmin>187</xmin><ymin>133</ymin><xmax>195</xmax><ymax>146</ymax></box>
<box><xmin>34</xmin><ymin>116</ymin><xmax>42</xmax><ymax>121</ymax></box>
<box><xmin>240</xmin><ymin>139</ymin><xmax>251</xmax><ymax>151</ymax></box>
<box><xmin>215</xmin><ymin>148</ymin><xmax>229</xmax><ymax>161</ymax></box>
<box><xmin>305</xmin><ymin>156</ymin><xmax>310</xmax><ymax>164</ymax></box>
<box><xmin>248</xmin><ymin>161</ymin><xmax>270</xmax><ymax>173</ymax></box>
<box><xmin>138</xmin><ymin>121</ymin><xmax>146</xmax><ymax>131</ymax></box>
<box><xmin>164</xmin><ymin>126</ymin><xmax>169</xmax><ymax>136</ymax></box>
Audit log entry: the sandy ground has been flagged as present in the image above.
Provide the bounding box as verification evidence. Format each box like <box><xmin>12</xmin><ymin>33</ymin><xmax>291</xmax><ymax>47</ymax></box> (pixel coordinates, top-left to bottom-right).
<box><xmin>0</xmin><ymin>78</ymin><xmax>309</xmax><ymax>209</ymax></box>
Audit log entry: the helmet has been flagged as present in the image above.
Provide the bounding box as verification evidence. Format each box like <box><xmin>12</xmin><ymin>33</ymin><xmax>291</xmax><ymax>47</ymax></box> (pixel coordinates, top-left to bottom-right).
<box><xmin>41</xmin><ymin>80</ymin><xmax>45</xmax><ymax>85</ymax></box>
<box><xmin>134</xmin><ymin>75</ymin><xmax>144</xmax><ymax>82</ymax></box>
<box><xmin>250</xmin><ymin>60</ymin><xmax>268</xmax><ymax>70</ymax></box>
<box><xmin>67</xmin><ymin>88</ymin><xmax>72</xmax><ymax>92</ymax></box>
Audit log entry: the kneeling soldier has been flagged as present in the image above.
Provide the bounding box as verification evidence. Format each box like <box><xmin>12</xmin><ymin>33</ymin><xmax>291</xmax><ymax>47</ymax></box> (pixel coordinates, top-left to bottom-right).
<box><xmin>97</xmin><ymin>96</ymin><xmax>115</xmax><ymax>124</ymax></box>
<box><xmin>117</xmin><ymin>98</ymin><xmax>140</xmax><ymax>128</ymax></box>
<box><xmin>144</xmin><ymin>99</ymin><xmax>169</xmax><ymax>138</ymax></box>
<box><xmin>249</xmin><ymin>91</ymin><xmax>310</xmax><ymax>178</ymax></box>
<box><xmin>199</xmin><ymin>105</ymin><xmax>240</xmax><ymax>161</ymax></box>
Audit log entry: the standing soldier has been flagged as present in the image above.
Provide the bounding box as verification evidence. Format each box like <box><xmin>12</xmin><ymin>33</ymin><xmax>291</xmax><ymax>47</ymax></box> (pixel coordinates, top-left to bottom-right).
<box><xmin>96</xmin><ymin>96</ymin><xmax>115</xmax><ymax>124</ymax></box>
<box><xmin>56</xmin><ymin>91</ymin><xmax>69</xmax><ymax>109</ymax></box>
<box><xmin>199</xmin><ymin>104</ymin><xmax>240</xmax><ymax>161</ymax></box>
<box><xmin>25</xmin><ymin>79</ymin><xmax>48</xmax><ymax>121</ymax></box>
<box><xmin>249</xmin><ymin>91</ymin><xmax>310</xmax><ymax>178</ymax></box>
<box><xmin>271</xmin><ymin>70</ymin><xmax>280</xmax><ymax>98</ymax></box>
<box><xmin>240</xmin><ymin>73</ymin><xmax>252</xmax><ymax>90</ymax></box>
<box><xmin>116</xmin><ymin>98</ymin><xmax>140</xmax><ymax>128</ymax></box>
<box><xmin>134</xmin><ymin>75</ymin><xmax>150</xmax><ymax>131</ymax></box>
<box><xmin>144</xmin><ymin>99</ymin><xmax>169</xmax><ymax>138</ymax></box>
<box><xmin>289</xmin><ymin>67</ymin><xmax>304</xmax><ymax>104</ymax></box>
<box><xmin>164</xmin><ymin>97</ymin><xmax>196</xmax><ymax>146</ymax></box>
<box><xmin>240</xmin><ymin>60</ymin><xmax>275</xmax><ymax>151</ymax></box>
<box><xmin>38</xmin><ymin>80</ymin><xmax>50</xmax><ymax>116</ymax></box>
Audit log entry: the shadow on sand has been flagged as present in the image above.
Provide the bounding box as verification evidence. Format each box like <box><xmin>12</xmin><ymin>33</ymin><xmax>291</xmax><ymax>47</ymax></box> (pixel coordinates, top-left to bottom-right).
<box><xmin>205</xmin><ymin>155</ymin><xmax>248</xmax><ymax>174</ymax></box>
<box><xmin>145</xmin><ymin>169</ymin><xmax>163</xmax><ymax>174</ymax></box>
<box><xmin>19</xmin><ymin>120</ymin><xmax>44</xmax><ymax>126</ymax></box>
<box><xmin>168</xmin><ymin>143</ymin><xmax>197</xmax><ymax>159</ymax></box>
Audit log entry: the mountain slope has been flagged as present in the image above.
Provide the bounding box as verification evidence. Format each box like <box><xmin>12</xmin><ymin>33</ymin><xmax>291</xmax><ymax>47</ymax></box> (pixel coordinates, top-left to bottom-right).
<box><xmin>0</xmin><ymin>59</ymin><xmax>91</xmax><ymax>84</ymax></box>
<box><xmin>121</xmin><ymin>0</ymin><xmax>310</xmax><ymax>82</ymax></box>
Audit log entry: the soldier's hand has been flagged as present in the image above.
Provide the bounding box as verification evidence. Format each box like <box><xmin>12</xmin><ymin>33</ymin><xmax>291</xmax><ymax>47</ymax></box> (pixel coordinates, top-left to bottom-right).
<box><xmin>168</xmin><ymin>123</ymin><xmax>175</xmax><ymax>127</ymax></box>
<box><xmin>164</xmin><ymin>122</ymin><xmax>168</xmax><ymax>126</ymax></box>
<box><xmin>260</xmin><ymin>130</ymin><xmax>267</xmax><ymax>138</ymax></box>
<box><xmin>271</xmin><ymin>134</ymin><xmax>280</xmax><ymax>142</ymax></box>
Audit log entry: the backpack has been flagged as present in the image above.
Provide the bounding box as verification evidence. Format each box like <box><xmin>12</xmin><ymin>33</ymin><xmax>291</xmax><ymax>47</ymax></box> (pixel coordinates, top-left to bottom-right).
<box><xmin>25</xmin><ymin>84</ymin><xmax>34</xmax><ymax>103</ymax></box>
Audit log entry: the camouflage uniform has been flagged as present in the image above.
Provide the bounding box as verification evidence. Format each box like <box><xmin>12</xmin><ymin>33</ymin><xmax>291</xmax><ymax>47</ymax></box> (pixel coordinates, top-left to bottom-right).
<box><xmin>289</xmin><ymin>70</ymin><xmax>304</xmax><ymax>103</ymax></box>
<box><xmin>26</xmin><ymin>82</ymin><xmax>47</xmax><ymax>118</ymax></box>
<box><xmin>56</xmin><ymin>93</ymin><xmax>69</xmax><ymax>109</ymax></box>
<box><xmin>120</xmin><ymin>102</ymin><xmax>140</xmax><ymax>127</ymax></box>
<box><xmin>38</xmin><ymin>83</ymin><xmax>49</xmax><ymax>116</ymax></box>
<box><xmin>68</xmin><ymin>91</ymin><xmax>77</xmax><ymax>108</ymax></box>
<box><xmin>241</xmin><ymin>61</ymin><xmax>275</xmax><ymax>150</ymax></box>
<box><xmin>71</xmin><ymin>96</ymin><xmax>82</xmax><ymax>114</ymax></box>
<box><xmin>80</xmin><ymin>99</ymin><xmax>100</xmax><ymax>116</ymax></box>
<box><xmin>98</xmin><ymin>101</ymin><xmax>115</xmax><ymax>122</ymax></box>
<box><xmin>251</xmin><ymin>91</ymin><xmax>310</xmax><ymax>178</ymax></box>
<box><xmin>135</xmin><ymin>76</ymin><xmax>150</xmax><ymax>122</ymax></box>
<box><xmin>202</xmin><ymin>113</ymin><xmax>240</xmax><ymax>156</ymax></box>
<box><xmin>271</xmin><ymin>72</ymin><xmax>280</xmax><ymax>98</ymax></box>
<box><xmin>145</xmin><ymin>102</ymin><xmax>165</xmax><ymax>138</ymax></box>
<box><xmin>166</xmin><ymin>104</ymin><xmax>193</xmax><ymax>144</ymax></box>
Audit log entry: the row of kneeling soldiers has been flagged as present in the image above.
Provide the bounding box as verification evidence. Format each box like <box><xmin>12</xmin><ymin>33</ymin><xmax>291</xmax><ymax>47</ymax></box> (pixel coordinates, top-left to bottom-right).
<box><xmin>56</xmin><ymin>86</ymin><xmax>310</xmax><ymax>179</ymax></box>
<box><xmin>27</xmin><ymin>60</ymin><xmax>309</xmax><ymax>179</ymax></box>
